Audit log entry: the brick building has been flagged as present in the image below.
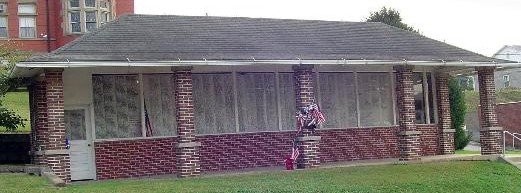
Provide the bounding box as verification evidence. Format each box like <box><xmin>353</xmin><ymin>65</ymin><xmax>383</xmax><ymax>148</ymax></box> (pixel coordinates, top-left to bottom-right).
<box><xmin>0</xmin><ymin>0</ymin><xmax>133</xmax><ymax>53</ymax></box>
<box><xmin>11</xmin><ymin>15</ymin><xmax>512</xmax><ymax>182</ymax></box>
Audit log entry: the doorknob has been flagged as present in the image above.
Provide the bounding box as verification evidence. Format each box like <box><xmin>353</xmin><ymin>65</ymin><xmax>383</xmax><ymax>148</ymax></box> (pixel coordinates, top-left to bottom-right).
<box><xmin>87</xmin><ymin>144</ymin><xmax>91</xmax><ymax>147</ymax></box>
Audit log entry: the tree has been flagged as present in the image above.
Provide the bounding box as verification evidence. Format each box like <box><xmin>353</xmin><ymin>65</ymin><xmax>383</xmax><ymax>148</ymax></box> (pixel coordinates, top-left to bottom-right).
<box><xmin>449</xmin><ymin>78</ymin><xmax>471</xmax><ymax>150</ymax></box>
<box><xmin>366</xmin><ymin>7</ymin><xmax>419</xmax><ymax>33</ymax></box>
<box><xmin>0</xmin><ymin>42</ymin><xmax>30</xmax><ymax>132</ymax></box>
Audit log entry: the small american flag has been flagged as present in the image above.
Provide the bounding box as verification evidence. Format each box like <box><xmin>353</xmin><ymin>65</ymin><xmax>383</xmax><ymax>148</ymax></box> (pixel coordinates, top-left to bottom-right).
<box><xmin>291</xmin><ymin>143</ymin><xmax>300</xmax><ymax>160</ymax></box>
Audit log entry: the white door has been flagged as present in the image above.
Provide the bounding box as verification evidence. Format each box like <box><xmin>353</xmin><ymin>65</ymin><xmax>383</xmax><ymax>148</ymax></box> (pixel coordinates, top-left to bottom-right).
<box><xmin>65</xmin><ymin>107</ymin><xmax>95</xmax><ymax>181</ymax></box>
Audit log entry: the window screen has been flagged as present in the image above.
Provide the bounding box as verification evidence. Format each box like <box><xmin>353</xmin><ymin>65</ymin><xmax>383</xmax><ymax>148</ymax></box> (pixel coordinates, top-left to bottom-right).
<box><xmin>319</xmin><ymin>73</ymin><xmax>357</xmax><ymax>128</ymax></box>
<box><xmin>65</xmin><ymin>109</ymin><xmax>86</xmax><ymax>140</ymax></box>
<box><xmin>193</xmin><ymin>73</ymin><xmax>236</xmax><ymax>134</ymax></box>
<box><xmin>279</xmin><ymin>73</ymin><xmax>297</xmax><ymax>131</ymax></box>
<box><xmin>93</xmin><ymin>75</ymin><xmax>142</xmax><ymax>139</ymax></box>
<box><xmin>358</xmin><ymin>73</ymin><xmax>394</xmax><ymax>126</ymax></box>
<box><xmin>143</xmin><ymin>74</ymin><xmax>177</xmax><ymax>137</ymax></box>
<box><xmin>237</xmin><ymin>73</ymin><xmax>278</xmax><ymax>132</ymax></box>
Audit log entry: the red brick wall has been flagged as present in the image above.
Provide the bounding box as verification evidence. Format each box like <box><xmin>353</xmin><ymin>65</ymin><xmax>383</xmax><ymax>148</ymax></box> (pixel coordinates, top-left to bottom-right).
<box><xmin>496</xmin><ymin>102</ymin><xmax>521</xmax><ymax>148</ymax></box>
<box><xmin>94</xmin><ymin>124</ymin><xmax>443</xmax><ymax>178</ymax></box>
<box><xmin>198</xmin><ymin>131</ymin><xmax>296</xmax><ymax>172</ymax></box>
<box><xmin>94</xmin><ymin>137</ymin><xmax>177</xmax><ymax>180</ymax></box>
<box><xmin>0</xmin><ymin>0</ymin><xmax>134</xmax><ymax>53</ymax></box>
<box><xmin>417</xmin><ymin>124</ymin><xmax>440</xmax><ymax>156</ymax></box>
<box><xmin>319</xmin><ymin>127</ymin><xmax>399</xmax><ymax>162</ymax></box>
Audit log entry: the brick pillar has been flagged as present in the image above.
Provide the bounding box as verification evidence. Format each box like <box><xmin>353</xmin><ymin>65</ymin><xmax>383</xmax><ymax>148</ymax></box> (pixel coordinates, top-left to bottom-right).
<box><xmin>436</xmin><ymin>73</ymin><xmax>455</xmax><ymax>154</ymax></box>
<box><xmin>477</xmin><ymin>67</ymin><xmax>503</xmax><ymax>155</ymax></box>
<box><xmin>29</xmin><ymin>78</ymin><xmax>48</xmax><ymax>165</ymax></box>
<box><xmin>394</xmin><ymin>66</ymin><xmax>421</xmax><ymax>161</ymax></box>
<box><xmin>173</xmin><ymin>67</ymin><xmax>200</xmax><ymax>177</ymax></box>
<box><xmin>293</xmin><ymin>65</ymin><xmax>320</xmax><ymax>168</ymax></box>
<box><xmin>44</xmin><ymin>70</ymin><xmax>70</xmax><ymax>183</ymax></box>
<box><xmin>31</xmin><ymin>70</ymin><xmax>70</xmax><ymax>182</ymax></box>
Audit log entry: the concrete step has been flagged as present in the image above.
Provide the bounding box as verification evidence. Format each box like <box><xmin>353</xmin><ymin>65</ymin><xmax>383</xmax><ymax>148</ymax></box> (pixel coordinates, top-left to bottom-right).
<box><xmin>506</xmin><ymin>156</ymin><xmax>521</xmax><ymax>162</ymax></box>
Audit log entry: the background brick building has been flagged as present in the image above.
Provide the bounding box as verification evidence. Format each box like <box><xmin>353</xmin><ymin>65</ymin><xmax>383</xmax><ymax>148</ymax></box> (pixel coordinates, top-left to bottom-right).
<box><xmin>0</xmin><ymin>0</ymin><xmax>133</xmax><ymax>53</ymax></box>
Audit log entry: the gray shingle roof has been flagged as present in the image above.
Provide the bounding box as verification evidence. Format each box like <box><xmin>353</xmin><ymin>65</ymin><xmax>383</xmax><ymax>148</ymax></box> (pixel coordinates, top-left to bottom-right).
<box><xmin>29</xmin><ymin>14</ymin><xmax>497</xmax><ymax>62</ymax></box>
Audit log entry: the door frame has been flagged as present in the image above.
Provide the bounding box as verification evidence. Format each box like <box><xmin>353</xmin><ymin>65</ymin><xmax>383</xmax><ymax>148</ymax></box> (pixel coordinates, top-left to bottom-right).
<box><xmin>65</xmin><ymin>105</ymin><xmax>96</xmax><ymax>180</ymax></box>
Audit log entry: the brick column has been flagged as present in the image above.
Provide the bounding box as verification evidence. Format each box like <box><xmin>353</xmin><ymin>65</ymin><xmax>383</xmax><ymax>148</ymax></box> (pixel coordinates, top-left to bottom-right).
<box><xmin>477</xmin><ymin>67</ymin><xmax>503</xmax><ymax>155</ymax></box>
<box><xmin>394</xmin><ymin>66</ymin><xmax>421</xmax><ymax>161</ymax></box>
<box><xmin>173</xmin><ymin>67</ymin><xmax>200</xmax><ymax>177</ymax></box>
<box><xmin>30</xmin><ymin>77</ymin><xmax>48</xmax><ymax>165</ymax></box>
<box><xmin>293</xmin><ymin>65</ymin><xmax>320</xmax><ymax>168</ymax></box>
<box><xmin>31</xmin><ymin>70</ymin><xmax>70</xmax><ymax>182</ymax></box>
<box><xmin>436</xmin><ymin>73</ymin><xmax>455</xmax><ymax>154</ymax></box>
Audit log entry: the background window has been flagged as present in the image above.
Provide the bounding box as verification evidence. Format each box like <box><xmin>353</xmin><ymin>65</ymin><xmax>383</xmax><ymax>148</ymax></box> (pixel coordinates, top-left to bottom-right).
<box><xmin>18</xmin><ymin>4</ymin><xmax>36</xmax><ymax>14</ymax></box>
<box><xmin>85</xmin><ymin>11</ymin><xmax>97</xmax><ymax>31</ymax></box>
<box><xmin>93</xmin><ymin>75</ymin><xmax>142</xmax><ymax>139</ymax></box>
<box><xmin>69</xmin><ymin>0</ymin><xmax>80</xmax><ymax>8</ymax></box>
<box><xmin>319</xmin><ymin>73</ymin><xmax>357</xmax><ymax>128</ymax></box>
<box><xmin>503</xmin><ymin>75</ymin><xmax>510</xmax><ymax>88</ymax></box>
<box><xmin>19</xmin><ymin>17</ymin><xmax>35</xmax><ymax>38</ymax></box>
<box><xmin>143</xmin><ymin>74</ymin><xmax>177</xmax><ymax>137</ymax></box>
<box><xmin>0</xmin><ymin>3</ymin><xmax>7</xmax><ymax>14</ymax></box>
<box><xmin>0</xmin><ymin>17</ymin><xmax>7</xmax><ymax>37</ymax></box>
<box><xmin>85</xmin><ymin>0</ymin><xmax>96</xmax><ymax>7</ymax></box>
<box><xmin>193</xmin><ymin>73</ymin><xmax>235</xmax><ymax>134</ymax></box>
<box><xmin>237</xmin><ymin>73</ymin><xmax>278</xmax><ymax>132</ymax></box>
<box><xmin>358</xmin><ymin>73</ymin><xmax>394</xmax><ymax>127</ymax></box>
<box><xmin>69</xmin><ymin>12</ymin><xmax>81</xmax><ymax>33</ymax></box>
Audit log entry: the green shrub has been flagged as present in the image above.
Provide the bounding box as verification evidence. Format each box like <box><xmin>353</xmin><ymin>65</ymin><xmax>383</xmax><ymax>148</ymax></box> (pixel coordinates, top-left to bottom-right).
<box><xmin>449</xmin><ymin>78</ymin><xmax>471</xmax><ymax>150</ymax></box>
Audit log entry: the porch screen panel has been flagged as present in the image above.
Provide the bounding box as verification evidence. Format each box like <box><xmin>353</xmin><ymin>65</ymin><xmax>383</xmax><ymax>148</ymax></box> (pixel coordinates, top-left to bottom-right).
<box><xmin>413</xmin><ymin>73</ymin><xmax>426</xmax><ymax>123</ymax></box>
<box><xmin>93</xmin><ymin>75</ymin><xmax>142</xmax><ymax>139</ymax></box>
<box><xmin>358</xmin><ymin>73</ymin><xmax>394</xmax><ymax>126</ymax></box>
<box><xmin>319</xmin><ymin>72</ymin><xmax>357</xmax><ymax>128</ymax></box>
<box><xmin>279</xmin><ymin>73</ymin><xmax>297</xmax><ymax>131</ymax></box>
<box><xmin>65</xmin><ymin>109</ymin><xmax>86</xmax><ymax>140</ymax></box>
<box><xmin>143</xmin><ymin>74</ymin><xmax>177</xmax><ymax>136</ymax></box>
<box><xmin>193</xmin><ymin>73</ymin><xmax>235</xmax><ymax>134</ymax></box>
<box><xmin>237</xmin><ymin>73</ymin><xmax>278</xmax><ymax>132</ymax></box>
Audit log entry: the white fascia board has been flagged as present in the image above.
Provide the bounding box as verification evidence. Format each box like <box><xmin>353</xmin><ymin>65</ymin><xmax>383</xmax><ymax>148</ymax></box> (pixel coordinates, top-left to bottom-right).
<box><xmin>11</xmin><ymin>59</ymin><xmax>521</xmax><ymax>78</ymax></box>
<box><xmin>14</xmin><ymin>59</ymin><xmax>517</xmax><ymax>68</ymax></box>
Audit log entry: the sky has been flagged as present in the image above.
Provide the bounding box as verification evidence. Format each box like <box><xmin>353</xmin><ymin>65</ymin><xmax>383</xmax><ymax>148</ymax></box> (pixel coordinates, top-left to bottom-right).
<box><xmin>135</xmin><ymin>0</ymin><xmax>521</xmax><ymax>57</ymax></box>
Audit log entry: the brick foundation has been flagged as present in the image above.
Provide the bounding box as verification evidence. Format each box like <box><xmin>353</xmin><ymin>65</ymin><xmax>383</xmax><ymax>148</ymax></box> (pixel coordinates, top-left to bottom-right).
<box><xmin>417</xmin><ymin>125</ymin><xmax>440</xmax><ymax>156</ymax></box>
<box><xmin>435</xmin><ymin>73</ymin><xmax>455</xmax><ymax>154</ymax></box>
<box><xmin>394</xmin><ymin>66</ymin><xmax>421</xmax><ymax>161</ymax></box>
<box><xmin>199</xmin><ymin>131</ymin><xmax>295</xmax><ymax>172</ymax></box>
<box><xmin>94</xmin><ymin>138</ymin><xmax>177</xmax><ymax>180</ymax></box>
<box><xmin>173</xmin><ymin>67</ymin><xmax>201</xmax><ymax>177</ymax></box>
<box><xmin>319</xmin><ymin>127</ymin><xmax>400</xmax><ymax>162</ymax></box>
<box><xmin>477</xmin><ymin>67</ymin><xmax>503</xmax><ymax>155</ymax></box>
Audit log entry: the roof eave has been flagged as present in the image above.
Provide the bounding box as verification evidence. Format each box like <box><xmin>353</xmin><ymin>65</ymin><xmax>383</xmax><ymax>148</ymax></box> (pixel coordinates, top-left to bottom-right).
<box><xmin>11</xmin><ymin>59</ymin><xmax>517</xmax><ymax>78</ymax></box>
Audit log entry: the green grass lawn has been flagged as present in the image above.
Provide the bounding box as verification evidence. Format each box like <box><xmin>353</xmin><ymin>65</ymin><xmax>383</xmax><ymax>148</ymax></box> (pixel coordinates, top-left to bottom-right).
<box><xmin>1</xmin><ymin>161</ymin><xmax>521</xmax><ymax>193</ymax></box>
<box><xmin>1</xmin><ymin>91</ymin><xmax>30</xmax><ymax>133</ymax></box>
<box><xmin>455</xmin><ymin>149</ymin><xmax>521</xmax><ymax>155</ymax></box>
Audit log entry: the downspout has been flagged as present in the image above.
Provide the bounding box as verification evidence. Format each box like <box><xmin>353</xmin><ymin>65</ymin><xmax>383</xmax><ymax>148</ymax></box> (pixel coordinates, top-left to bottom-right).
<box><xmin>45</xmin><ymin>0</ymin><xmax>51</xmax><ymax>53</ymax></box>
